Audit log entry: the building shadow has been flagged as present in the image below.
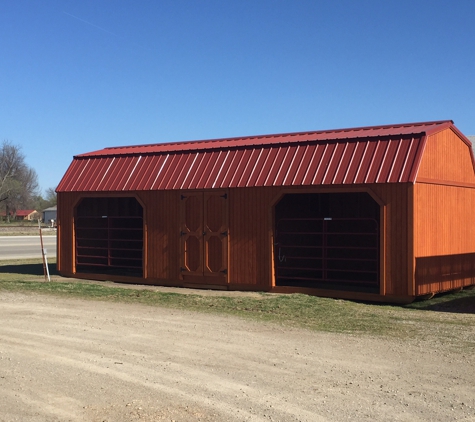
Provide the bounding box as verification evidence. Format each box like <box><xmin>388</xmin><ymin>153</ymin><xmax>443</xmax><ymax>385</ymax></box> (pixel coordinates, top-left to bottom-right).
<box><xmin>0</xmin><ymin>263</ymin><xmax>59</xmax><ymax>277</ymax></box>
<box><xmin>407</xmin><ymin>290</ymin><xmax>475</xmax><ymax>314</ymax></box>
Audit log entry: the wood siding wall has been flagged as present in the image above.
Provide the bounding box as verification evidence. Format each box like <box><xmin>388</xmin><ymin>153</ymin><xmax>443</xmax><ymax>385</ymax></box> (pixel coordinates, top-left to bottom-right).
<box><xmin>413</xmin><ymin>129</ymin><xmax>475</xmax><ymax>295</ymax></box>
<box><xmin>136</xmin><ymin>191</ymin><xmax>181</xmax><ymax>283</ymax></box>
<box><xmin>228</xmin><ymin>187</ymin><xmax>281</xmax><ymax>289</ymax></box>
<box><xmin>371</xmin><ymin>184</ymin><xmax>411</xmax><ymax>297</ymax></box>
<box><xmin>56</xmin><ymin>192</ymin><xmax>76</xmax><ymax>275</ymax></box>
<box><xmin>417</xmin><ymin>128</ymin><xmax>475</xmax><ymax>184</ymax></box>
<box><xmin>413</xmin><ymin>183</ymin><xmax>475</xmax><ymax>294</ymax></box>
<box><xmin>57</xmin><ymin>183</ymin><xmax>413</xmax><ymax>300</ymax></box>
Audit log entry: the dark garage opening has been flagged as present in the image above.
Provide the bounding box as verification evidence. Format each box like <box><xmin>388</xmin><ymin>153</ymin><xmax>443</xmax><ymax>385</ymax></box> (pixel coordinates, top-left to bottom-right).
<box><xmin>75</xmin><ymin>197</ymin><xmax>143</xmax><ymax>277</ymax></box>
<box><xmin>274</xmin><ymin>192</ymin><xmax>380</xmax><ymax>293</ymax></box>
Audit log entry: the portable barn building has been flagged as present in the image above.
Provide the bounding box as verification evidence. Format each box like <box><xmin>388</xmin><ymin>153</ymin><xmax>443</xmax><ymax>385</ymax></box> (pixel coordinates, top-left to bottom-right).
<box><xmin>56</xmin><ymin>120</ymin><xmax>475</xmax><ymax>303</ymax></box>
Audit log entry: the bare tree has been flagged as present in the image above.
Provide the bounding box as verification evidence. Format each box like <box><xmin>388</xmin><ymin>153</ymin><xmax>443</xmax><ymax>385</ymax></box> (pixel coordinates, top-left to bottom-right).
<box><xmin>44</xmin><ymin>187</ymin><xmax>57</xmax><ymax>206</ymax></box>
<box><xmin>32</xmin><ymin>187</ymin><xmax>57</xmax><ymax>213</ymax></box>
<box><xmin>0</xmin><ymin>141</ymin><xmax>39</xmax><ymax>220</ymax></box>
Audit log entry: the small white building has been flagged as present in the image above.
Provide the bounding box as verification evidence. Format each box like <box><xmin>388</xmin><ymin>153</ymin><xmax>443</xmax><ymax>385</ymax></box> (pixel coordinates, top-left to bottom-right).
<box><xmin>42</xmin><ymin>205</ymin><xmax>57</xmax><ymax>225</ymax></box>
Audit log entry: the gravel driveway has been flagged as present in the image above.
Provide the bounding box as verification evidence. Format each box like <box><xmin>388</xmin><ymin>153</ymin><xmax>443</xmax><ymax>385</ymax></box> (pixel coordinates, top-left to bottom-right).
<box><xmin>0</xmin><ymin>292</ymin><xmax>474</xmax><ymax>421</ymax></box>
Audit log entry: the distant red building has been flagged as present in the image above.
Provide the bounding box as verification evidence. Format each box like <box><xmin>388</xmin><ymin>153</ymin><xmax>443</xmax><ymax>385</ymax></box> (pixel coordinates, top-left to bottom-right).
<box><xmin>2</xmin><ymin>209</ymin><xmax>38</xmax><ymax>221</ymax></box>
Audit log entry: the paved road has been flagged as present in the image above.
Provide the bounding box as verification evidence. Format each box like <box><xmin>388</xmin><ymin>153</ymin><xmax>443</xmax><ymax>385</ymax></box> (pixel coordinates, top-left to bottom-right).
<box><xmin>0</xmin><ymin>235</ymin><xmax>57</xmax><ymax>260</ymax></box>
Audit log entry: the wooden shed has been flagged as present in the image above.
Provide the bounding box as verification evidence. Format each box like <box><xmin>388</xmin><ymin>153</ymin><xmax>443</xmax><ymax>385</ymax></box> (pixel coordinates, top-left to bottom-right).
<box><xmin>56</xmin><ymin>120</ymin><xmax>475</xmax><ymax>303</ymax></box>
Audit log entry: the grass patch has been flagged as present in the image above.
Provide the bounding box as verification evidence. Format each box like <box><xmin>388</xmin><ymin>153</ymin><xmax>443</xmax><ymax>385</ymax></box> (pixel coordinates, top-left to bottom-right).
<box><xmin>0</xmin><ymin>222</ymin><xmax>39</xmax><ymax>227</ymax></box>
<box><xmin>0</xmin><ymin>259</ymin><xmax>474</xmax><ymax>348</ymax></box>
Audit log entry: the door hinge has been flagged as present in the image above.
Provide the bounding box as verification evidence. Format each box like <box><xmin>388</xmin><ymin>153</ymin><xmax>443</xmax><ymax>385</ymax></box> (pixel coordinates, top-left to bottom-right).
<box><xmin>180</xmin><ymin>194</ymin><xmax>187</xmax><ymax>200</ymax></box>
<box><xmin>220</xmin><ymin>193</ymin><xmax>227</xmax><ymax>199</ymax></box>
<box><xmin>220</xmin><ymin>269</ymin><xmax>228</xmax><ymax>275</ymax></box>
<box><xmin>220</xmin><ymin>230</ymin><xmax>228</xmax><ymax>237</ymax></box>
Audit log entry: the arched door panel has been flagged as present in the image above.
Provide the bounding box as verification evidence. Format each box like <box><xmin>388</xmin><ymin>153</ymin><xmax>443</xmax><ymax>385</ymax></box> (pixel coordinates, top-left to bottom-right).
<box><xmin>180</xmin><ymin>191</ymin><xmax>228</xmax><ymax>285</ymax></box>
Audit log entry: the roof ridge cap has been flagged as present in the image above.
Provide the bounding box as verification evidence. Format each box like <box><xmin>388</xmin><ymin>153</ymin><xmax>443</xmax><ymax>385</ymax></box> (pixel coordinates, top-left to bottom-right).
<box><xmin>104</xmin><ymin>119</ymin><xmax>454</xmax><ymax>149</ymax></box>
<box><xmin>75</xmin><ymin>120</ymin><xmax>454</xmax><ymax>158</ymax></box>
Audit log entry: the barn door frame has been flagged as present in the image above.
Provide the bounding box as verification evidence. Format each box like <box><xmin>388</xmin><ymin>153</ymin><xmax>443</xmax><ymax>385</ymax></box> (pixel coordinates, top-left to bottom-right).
<box><xmin>72</xmin><ymin>194</ymin><xmax>146</xmax><ymax>279</ymax></box>
<box><xmin>180</xmin><ymin>190</ymin><xmax>229</xmax><ymax>285</ymax></box>
<box><xmin>270</xmin><ymin>187</ymin><xmax>386</xmax><ymax>295</ymax></box>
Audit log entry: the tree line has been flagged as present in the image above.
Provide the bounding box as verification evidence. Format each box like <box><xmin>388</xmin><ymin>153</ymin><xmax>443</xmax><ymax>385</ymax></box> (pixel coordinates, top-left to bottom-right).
<box><xmin>1</xmin><ymin>140</ymin><xmax>56</xmax><ymax>221</ymax></box>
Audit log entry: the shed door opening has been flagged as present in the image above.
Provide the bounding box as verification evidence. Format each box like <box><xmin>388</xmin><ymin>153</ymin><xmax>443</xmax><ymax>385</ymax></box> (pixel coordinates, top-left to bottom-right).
<box><xmin>274</xmin><ymin>192</ymin><xmax>379</xmax><ymax>293</ymax></box>
<box><xmin>75</xmin><ymin>197</ymin><xmax>143</xmax><ymax>277</ymax></box>
<box><xmin>180</xmin><ymin>191</ymin><xmax>228</xmax><ymax>285</ymax></box>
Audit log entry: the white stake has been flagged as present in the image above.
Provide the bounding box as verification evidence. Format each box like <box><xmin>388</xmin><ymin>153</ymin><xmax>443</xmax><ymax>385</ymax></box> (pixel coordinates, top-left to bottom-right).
<box><xmin>39</xmin><ymin>220</ymin><xmax>51</xmax><ymax>282</ymax></box>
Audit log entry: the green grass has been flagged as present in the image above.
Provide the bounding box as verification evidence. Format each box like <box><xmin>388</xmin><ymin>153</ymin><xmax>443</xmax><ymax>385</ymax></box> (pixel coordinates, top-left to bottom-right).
<box><xmin>0</xmin><ymin>221</ymin><xmax>51</xmax><ymax>235</ymax></box>
<box><xmin>0</xmin><ymin>259</ymin><xmax>474</xmax><ymax>348</ymax></box>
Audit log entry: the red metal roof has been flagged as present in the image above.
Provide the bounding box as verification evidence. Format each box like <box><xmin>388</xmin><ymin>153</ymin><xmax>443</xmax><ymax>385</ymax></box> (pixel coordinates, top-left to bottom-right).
<box><xmin>57</xmin><ymin>120</ymin><xmax>466</xmax><ymax>192</ymax></box>
<box><xmin>13</xmin><ymin>210</ymin><xmax>36</xmax><ymax>216</ymax></box>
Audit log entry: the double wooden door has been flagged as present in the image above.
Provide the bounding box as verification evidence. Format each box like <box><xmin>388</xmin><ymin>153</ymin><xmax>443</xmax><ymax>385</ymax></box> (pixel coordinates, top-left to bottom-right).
<box><xmin>180</xmin><ymin>190</ymin><xmax>228</xmax><ymax>285</ymax></box>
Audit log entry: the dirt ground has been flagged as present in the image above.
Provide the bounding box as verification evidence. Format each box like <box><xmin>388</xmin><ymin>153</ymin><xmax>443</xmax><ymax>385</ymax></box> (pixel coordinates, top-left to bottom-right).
<box><xmin>0</xmin><ymin>292</ymin><xmax>474</xmax><ymax>422</ymax></box>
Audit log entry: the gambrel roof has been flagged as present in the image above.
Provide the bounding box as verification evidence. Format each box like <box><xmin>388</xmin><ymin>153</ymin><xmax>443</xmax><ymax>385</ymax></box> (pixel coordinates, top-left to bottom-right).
<box><xmin>57</xmin><ymin>120</ymin><xmax>472</xmax><ymax>192</ymax></box>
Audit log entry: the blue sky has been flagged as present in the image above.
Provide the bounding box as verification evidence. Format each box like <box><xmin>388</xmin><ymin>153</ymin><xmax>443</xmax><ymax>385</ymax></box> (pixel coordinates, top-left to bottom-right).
<box><xmin>1</xmin><ymin>0</ymin><xmax>474</xmax><ymax>193</ymax></box>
